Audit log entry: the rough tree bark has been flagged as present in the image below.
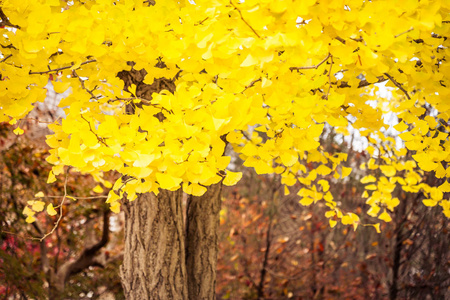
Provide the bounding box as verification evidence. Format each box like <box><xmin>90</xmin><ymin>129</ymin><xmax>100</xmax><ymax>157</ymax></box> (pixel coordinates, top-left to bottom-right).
<box><xmin>186</xmin><ymin>183</ymin><xmax>222</xmax><ymax>300</ymax></box>
<box><xmin>120</xmin><ymin>190</ymin><xmax>188</xmax><ymax>300</ymax></box>
<box><xmin>120</xmin><ymin>185</ymin><xmax>223</xmax><ymax>300</ymax></box>
<box><xmin>117</xmin><ymin>65</ymin><xmax>223</xmax><ymax>299</ymax></box>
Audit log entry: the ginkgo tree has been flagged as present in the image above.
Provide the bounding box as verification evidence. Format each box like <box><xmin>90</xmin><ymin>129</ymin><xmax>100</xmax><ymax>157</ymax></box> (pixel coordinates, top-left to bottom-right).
<box><xmin>1</xmin><ymin>0</ymin><xmax>449</xmax><ymax>298</ymax></box>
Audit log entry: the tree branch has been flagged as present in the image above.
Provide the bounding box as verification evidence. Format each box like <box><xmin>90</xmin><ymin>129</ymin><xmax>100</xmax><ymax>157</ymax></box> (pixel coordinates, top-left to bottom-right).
<box><xmin>230</xmin><ymin>1</ymin><xmax>261</xmax><ymax>39</ymax></box>
<box><xmin>0</xmin><ymin>54</ymin><xmax>12</xmax><ymax>63</ymax></box>
<box><xmin>383</xmin><ymin>72</ymin><xmax>411</xmax><ymax>99</ymax></box>
<box><xmin>35</xmin><ymin>170</ymin><xmax>70</xmax><ymax>242</ymax></box>
<box><xmin>32</xmin><ymin>222</ymin><xmax>50</xmax><ymax>274</ymax></box>
<box><xmin>80</xmin><ymin>114</ymin><xmax>109</xmax><ymax>147</ymax></box>
<box><xmin>290</xmin><ymin>53</ymin><xmax>331</xmax><ymax>71</ymax></box>
<box><xmin>0</xmin><ymin>8</ymin><xmax>20</xmax><ymax>29</ymax></box>
<box><xmin>395</xmin><ymin>27</ymin><xmax>414</xmax><ymax>38</ymax></box>
<box><xmin>54</xmin><ymin>208</ymin><xmax>110</xmax><ymax>292</ymax></box>
<box><xmin>72</xmin><ymin>70</ymin><xmax>98</xmax><ymax>99</ymax></box>
<box><xmin>29</xmin><ymin>59</ymin><xmax>97</xmax><ymax>75</ymax></box>
<box><xmin>338</xmin><ymin>76</ymin><xmax>387</xmax><ymax>88</ymax></box>
<box><xmin>242</xmin><ymin>77</ymin><xmax>261</xmax><ymax>93</ymax></box>
<box><xmin>323</xmin><ymin>55</ymin><xmax>334</xmax><ymax>99</ymax></box>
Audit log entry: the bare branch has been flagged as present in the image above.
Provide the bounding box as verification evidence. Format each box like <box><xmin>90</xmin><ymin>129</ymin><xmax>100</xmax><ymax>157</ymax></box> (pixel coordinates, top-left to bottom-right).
<box><xmin>0</xmin><ymin>54</ymin><xmax>12</xmax><ymax>63</ymax></box>
<box><xmin>338</xmin><ymin>76</ymin><xmax>387</xmax><ymax>88</ymax></box>
<box><xmin>335</xmin><ymin>36</ymin><xmax>346</xmax><ymax>44</ymax></box>
<box><xmin>323</xmin><ymin>55</ymin><xmax>334</xmax><ymax>99</ymax></box>
<box><xmin>0</xmin><ymin>8</ymin><xmax>20</xmax><ymax>29</ymax></box>
<box><xmin>290</xmin><ymin>53</ymin><xmax>331</xmax><ymax>71</ymax></box>
<box><xmin>230</xmin><ymin>1</ymin><xmax>261</xmax><ymax>39</ymax></box>
<box><xmin>109</xmin><ymin>97</ymin><xmax>172</xmax><ymax>114</ymax></box>
<box><xmin>72</xmin><ymin>70</ymin><xmax>98</xmax><ymax>99</ymax></box>
<box><xmin>37</xmin><ymin>169</ymin><xmax>70</xmax><ymax>242</ymax></box>
<box><xmin>395</xmin><ymin>27</ymin><xmax>414</xmax><ymax>38</ymax></box>
<box><xmin>80</xmin><ymin>114</ymin><xmax>109</xmax><ymax>147</ymax></box>
<box><xmin>242</xmin><ymin>77</ymin><xmax>261</xmax><ymax>93</ymax></box>
<box><xmin>29</xmin><ymin>59</ymin><xmax>97</xmax><ymax>75</ymax></box>
<box><xmin>383</xmin><ymin>72</ymin><xmax>411</xmax><ymax>99</ymax></box>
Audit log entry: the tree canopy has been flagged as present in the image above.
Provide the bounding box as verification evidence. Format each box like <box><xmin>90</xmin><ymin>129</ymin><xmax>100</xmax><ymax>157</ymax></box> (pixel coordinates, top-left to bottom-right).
<box><xmin>1</xmin><ymin>0</ymin><xmax>449</xmax><ymax>230</ymax></box>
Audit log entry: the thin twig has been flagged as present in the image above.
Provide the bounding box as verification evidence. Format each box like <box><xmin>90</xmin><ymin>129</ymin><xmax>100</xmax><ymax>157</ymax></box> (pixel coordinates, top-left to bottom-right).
<box><xmin>349</xmin><ymin>37</ymin><xmax>364</xmax><ymax>42</ymax></box>
<box><xmin>383</xmin><ymin>72</ymin><xmax>411</xmax><ymax>99</ymax></box>
<box><xmin>395</xmin><ymin>27</ymin><xmax>414</xmax><ymax>38</ymax></box>
<box><xmin>73</xmin><ymin>70</ymin><xmax>98</xmax><ymax>99</ymax></box>
<box><xmin>115</xmin><ymin>176</ymin><xmax>137</xmax><ymax>194</ymax></box>
<box><xmin>29</xmin><ymin>59</ymin><xmax>97</xmax><ymax>75</ymax></box>
<box><xmin>338</xmin><ymin>76</ymin><xmax>387</xmax><ymax>88</ymax></box>
<box><xmin>109</xmin><ymin>97</ymin><xmax>172</xmax><ymax>114</ymax></box>
<box><xmin>80</xmin><ymin>114</ymin><xmax>109</xmax><ymax>146</ymax></box>
<box><xmin>322</xmin><ymin>55</ymin><xmax>334</xmax><ymax>99</ymax></box>
<box><xmin>0</xmin><ymin>8</ymin><xmax>20</xmax><ymax>29</ymax></box>
<box><xmin>290</xmin><ymin>53</ymin><xmax>331</xmax><ymax>71</ymax></box>
<box><xmin>335</xmin><ymin>36</ymin><xmax>346</xmax><ymax>44</ymax></box>
<box><xmin>196</xmin><ymin>17</ymin><xmax>209</xmax><ymax>26</ymax></box>
<box><xmin>230</xmin><ymin>1</ymin><xmax>261</xmax><ymax>39</ymax></box>
<box><xmin>33</xmin><ymin>195</ymin><xmax>108</xmax><ymax>200</ymax></box>
<box><xmin>37</xmin><ymin>169</ymin><xmax>70</xmax><ymax>242</ymax></box>
<box><xmin>242</xmin><ymin>77</ymin><xmax>261</xmax><ymax>93</ymax></box>
<box><xmin>0</xmin><ymin>54</ymin><xmax>12</xmax><ymax>63</ymax></box>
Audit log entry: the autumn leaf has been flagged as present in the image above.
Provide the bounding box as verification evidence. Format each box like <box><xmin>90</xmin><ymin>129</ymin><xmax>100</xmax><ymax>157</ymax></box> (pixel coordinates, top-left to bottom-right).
<box><xmin>47</xmin><ymin>204</ymin><xmax>57</xmax><ymax>216</ymax></box>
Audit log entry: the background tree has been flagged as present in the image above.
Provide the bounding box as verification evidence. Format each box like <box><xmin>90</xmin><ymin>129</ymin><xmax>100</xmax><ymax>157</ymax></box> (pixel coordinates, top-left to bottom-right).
<box><xmin>0</xmin><ymin>121</ymin><xmax>124</xmax><ymax>299</ymax></box>
<box><xmin>1</xmin><ymin>0</ymin><xmax>449</xmax><ymax>299</ymax></box>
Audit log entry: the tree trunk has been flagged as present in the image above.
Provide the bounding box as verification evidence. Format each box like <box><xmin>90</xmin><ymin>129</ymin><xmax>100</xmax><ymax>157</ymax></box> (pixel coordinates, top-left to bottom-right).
<box><xmin>185</xmin><ymin>183</ymin><xmax>222</xmax><ymax>300</ymax></box>
<box><xmin>120</xmin><ymin>190</ymin><xmax>188</xmax><ymax>300</ymax></box>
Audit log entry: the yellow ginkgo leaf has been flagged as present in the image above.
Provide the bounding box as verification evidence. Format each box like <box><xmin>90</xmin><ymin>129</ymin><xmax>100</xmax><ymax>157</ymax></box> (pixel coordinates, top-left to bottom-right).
<box><xmin>34</xmin><ymin>191</ymin><xmax>45</xmax><ymax>198</ymax></box>
<box><xmin>47</xmin><ymin>171</ymin><xmax>56</xmax><ymax>183</ymax></box>
<box><xmin>380</xmin><ymin>165</ymin><xmax>396</xmax><ymax>177</ymax></box>
<box><xmin>439</xmin><ymin>181</ymin><xmax>450</xmax><ymax>193</ymax></box>
<box><xmin>378</xmin><ymin>210</ymin><xmax>392</xmax><ymax>222</ymax></box>
<box><xmin>299</xmin><ymin>197</ymin><xmax>314</xmax><ymax>206</ymax></box>
<box><xmin>106</xmin><ymin>191</ymin><xmax>120</xmax><ymax>204</ymax></box>
<box><xmin>240</xmin><ymin>54</ymin><xmax>258</xmax><ymax>67</ymax></box>
<box><xmin>93</xmin><ymin>185</ymin><xmax>104</xmax><ymax>193</ymax></box>
<box><xmin>325</xmin><ymin>210</ymin><xmax>336</xmax><ymax>218</ymax></box>
<box><xmin>367</xmin><ymin>205</ymin><xmax>381</xmax><ymax>217</ymax></box>
<box><xmin>394</xmin><ymin>121</ymin><xmax>408</xmax><ymax>132</ymax></box>
<box><xmin>23</xmin><ymin>206</ymin><xmax>35</xmax><ymax>217</ymax></box>
<box><xmin>329</xmin><ymin>219</ymin><xmax>337</xmax><ymax>228</ymax></box>
<box><xmin>110</xmin><ymin>201</ymin><xmax>121</xmax><ymax>213</ymax></box>
<box><xmin>183</xmin><ymin>183</ymin><xmax>207</xmax><ymax>196</ymax></box>
<box><xmin>156</xmin><ymin>172</ymin><xmax>183</xmax><ymax>190</ymax></box>
<box><xmin>422</xmin><ymin>199</ymin><xmax>438</xmax><ymax>207</ymax></box>
<box><xmin>342</xmin><ymin>213</ymin><xmax>360</xmax><ymax>225</ymax></box>
<box><xmin>318</xmin><ymin>180</ymin><xmax>330</xmax><ymax>192</ymax></box>
<box><xmin>372</xmin><ymin>223</ymin><xmax>381</xmax><ymax>233</ymax></box>
<box><xmin>280</xmin><ymin>152</ymin><xmax>298</xmax><ymax>167</ymax></box>
<box><xmin>223</xmin><ymin>171</ymin><xmax>242</xmax><ymax>186</ymax></box>
<box><xmin>341</xmin><ymin>167</ymin><xmax>352</xmax><ymax>178</ymax></box>
<box><xmin>361</xmin><ymin>175</ymin><xmax>376</xmax><ymax>184</ymax></box>
<box><xmin>31</xmin><ymin>201</ymin><xmax>45</xmax><ymax>212</ymax></box>
<box><xmin>26</xmin><ymin>215</ymin><xmax>36</xmax><ymax>223</ymax></box>
<box><xmin>13</xmin><ymin>127</ymin><xmax>24</xmax><ymax>135</ymax></box>
<box><xmin>47</xmin><ymin>204</ymin><xmax>57</xmax><ymax>216</ymax></box>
